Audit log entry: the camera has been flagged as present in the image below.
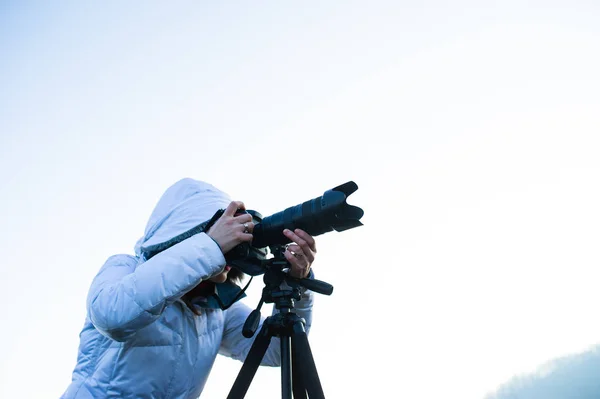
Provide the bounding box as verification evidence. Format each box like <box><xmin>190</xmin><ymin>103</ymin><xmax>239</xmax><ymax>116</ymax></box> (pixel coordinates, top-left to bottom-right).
<box><xmin>225</xmin><ymin>181</ymin><xmax>364</xmax><ymax>275</ymax></box>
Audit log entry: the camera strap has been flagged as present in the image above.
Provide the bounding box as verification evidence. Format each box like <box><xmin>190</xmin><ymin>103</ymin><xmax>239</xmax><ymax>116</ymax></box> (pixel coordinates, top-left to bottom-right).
<box><xmin>142</xmin><ymin>209</ymin><xmax>225</xmax><ymax>260</ymax></box>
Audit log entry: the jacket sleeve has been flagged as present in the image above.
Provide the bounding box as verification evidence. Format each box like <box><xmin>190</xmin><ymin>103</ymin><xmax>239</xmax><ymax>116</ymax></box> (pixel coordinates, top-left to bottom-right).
<box><xmin>87</xmin><ymin>233</ymin><xmax>226</xmax><ymax>342</ymax></box>
<box><xmin>219</xmin><ymin>289</ymin><xmax>314</xmax><ymax>366</ymax></box>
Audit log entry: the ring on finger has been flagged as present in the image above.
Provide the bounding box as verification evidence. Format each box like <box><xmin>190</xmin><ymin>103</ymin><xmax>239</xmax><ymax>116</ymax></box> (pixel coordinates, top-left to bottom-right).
<box><xmin>242</xmin><ymin>222</ymin><xmax>249</xmax><ymax>233</ymax></box>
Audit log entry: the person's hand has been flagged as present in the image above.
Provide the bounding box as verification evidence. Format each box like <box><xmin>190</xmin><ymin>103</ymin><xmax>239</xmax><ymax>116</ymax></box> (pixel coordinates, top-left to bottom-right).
<box><xmin>283</xmin><ymin>229</ymin><xmax>316</xmax><ymax>279</ymax></box>
<box><xmin>206</xmin><ymin>201</ymin><xmax>254</xmax><ymax>254</ymax></box>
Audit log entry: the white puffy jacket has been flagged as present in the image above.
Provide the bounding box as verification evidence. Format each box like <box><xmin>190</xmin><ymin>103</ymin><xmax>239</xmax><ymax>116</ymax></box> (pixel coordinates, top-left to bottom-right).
<box><xmin>61</xmin><ymin>178</ymin><xmax>314</xmax><ymax>398</ymax></box>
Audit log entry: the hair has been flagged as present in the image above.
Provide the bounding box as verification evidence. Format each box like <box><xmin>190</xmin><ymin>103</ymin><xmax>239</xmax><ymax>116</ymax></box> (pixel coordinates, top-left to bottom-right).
<box><xmin>227</xmin><ymin>267</ymin><xmax>245</xmax><ymax>285</ymax></box>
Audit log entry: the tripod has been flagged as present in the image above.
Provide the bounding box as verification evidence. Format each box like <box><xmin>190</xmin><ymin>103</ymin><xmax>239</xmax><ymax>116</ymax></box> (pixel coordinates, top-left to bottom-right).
<box><xmin>227</xmin><ymin>245</ymin><xmax>333</xmax><ymax>399</ymax></box>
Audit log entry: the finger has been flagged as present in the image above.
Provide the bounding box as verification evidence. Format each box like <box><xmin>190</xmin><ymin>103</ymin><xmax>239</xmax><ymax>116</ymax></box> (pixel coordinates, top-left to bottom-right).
<box><xmin>283</xmin><ymin>229</ymin><xmax>314</xmax><ymax>257</ymax></box>
<box><xmin>223</xmin><ymin>201</ymin><xmax>245</xmax><ymax>217</ymax></box>
<box><xmin>284</xmin><ymin>248</ymin><xmax>303</xmax><ymax>267</ymax></box>
<box><xmin>236</xmin><ymin>223</ymin><xmax>254</xmax><ymax>241</ymax></box>
<box><xmin>284</xmin><ymin>250</ymin><xmax>309</xmax><ymax>278</ymax></box>
<box><xmin>286</xmin><ymin>244</ymin><xmax>314</xmax><ymax>264</ymax></box>
<box><xmin>233</xmin><ymin>213</ymin><xmax>253</xmax><ymax>224</ymax></box>
<box><xmin>283</xmin><ymin>229</ymin><xmax>305</xmax><ymax>247</ymax></box>
<box><xmin>239</xmin><ymin>230</ymin><xmax>254</xmax><ymax>241</ymax></box>
<box><xmin>292</xmin><ymin>229</ymin><xmax>317</xmax><ymax>253</ymax></box>
<box><xmin>283</xmin><ymin>250</ymin><xmax>298</xmax><ymax>269</ymax></box>
<box><xmin>239</xmin><ymin>221</ymin><xmax>254</xmax><ymax>234</ymax></box>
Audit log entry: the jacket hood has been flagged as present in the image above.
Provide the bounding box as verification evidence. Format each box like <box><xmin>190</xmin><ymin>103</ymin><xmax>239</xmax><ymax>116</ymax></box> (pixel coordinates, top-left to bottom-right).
<box><xmin>134</xmin><ymin>178</ymin><xmax>231</xmax><ymax>257</ymax></box>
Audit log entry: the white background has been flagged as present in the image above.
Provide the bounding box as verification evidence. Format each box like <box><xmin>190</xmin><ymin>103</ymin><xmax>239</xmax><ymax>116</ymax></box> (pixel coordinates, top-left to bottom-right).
<box><xmin>1</xmin><ymin>1</ymin><xmax>599</xmax><ymax>398</ymax></box>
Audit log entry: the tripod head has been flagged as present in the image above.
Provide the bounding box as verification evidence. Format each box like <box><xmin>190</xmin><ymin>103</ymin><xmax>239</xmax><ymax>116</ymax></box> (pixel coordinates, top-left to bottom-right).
<box><xmin>241</xmin><ymin>244</ymin><xmax>333</xmax><ymax>338</ymax></box>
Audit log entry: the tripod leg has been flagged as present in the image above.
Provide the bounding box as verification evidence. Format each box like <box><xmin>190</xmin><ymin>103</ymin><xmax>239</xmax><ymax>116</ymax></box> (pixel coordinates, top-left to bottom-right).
<box><xmin>291</xmin><ymin>320</ymin><xmax>325</xmax><ymax>399</ymax></box>
<box><xmin>227</xmin><ymin>321</ymin><xmax>274</xmax><ymax>399</ymax></box>
<box><xmin>281</xmin><ymin>335</ymin><xmax>293</xmax><ymax>399</ymax></box>
<box><xmin>292</xmin><ymin>338</ymin><xmax>307</xmax><ymax>399</ymax></box>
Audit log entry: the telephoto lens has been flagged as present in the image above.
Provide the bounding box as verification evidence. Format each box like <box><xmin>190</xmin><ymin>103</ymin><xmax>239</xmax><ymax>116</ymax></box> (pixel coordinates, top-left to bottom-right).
<box><xmin>251</xmin><ymin>181</ymin><xmax>363</xmax><ymax>248</ymax></box>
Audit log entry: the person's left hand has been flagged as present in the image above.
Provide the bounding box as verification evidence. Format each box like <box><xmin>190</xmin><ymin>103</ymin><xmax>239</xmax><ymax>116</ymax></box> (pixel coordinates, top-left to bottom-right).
<box><xmin>283</xmin><ymin>229</ymin><xmax>316</xmax><ymax>279</ymax></box>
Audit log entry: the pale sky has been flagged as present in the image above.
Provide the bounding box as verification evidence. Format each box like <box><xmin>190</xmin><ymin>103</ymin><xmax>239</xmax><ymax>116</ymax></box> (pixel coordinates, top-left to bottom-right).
<box><xmin>1</xmin><ymin>2</ymin><xmax>599</xmax><ymax>398</ymax></box>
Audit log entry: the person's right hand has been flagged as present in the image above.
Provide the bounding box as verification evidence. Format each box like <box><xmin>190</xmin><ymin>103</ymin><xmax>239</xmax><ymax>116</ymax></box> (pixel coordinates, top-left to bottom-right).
<box><xmin>206</xmin><ymin>201</ymin><xmax>254</xmax><ymax>254</ymax></box>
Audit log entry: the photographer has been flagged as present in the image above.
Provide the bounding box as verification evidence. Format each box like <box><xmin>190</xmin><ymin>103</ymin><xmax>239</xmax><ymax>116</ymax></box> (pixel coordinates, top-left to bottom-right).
<box><xmin>61</xmin><ymin>178</ymin><xmax>317</xmax><ymax>398</ymax></box>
